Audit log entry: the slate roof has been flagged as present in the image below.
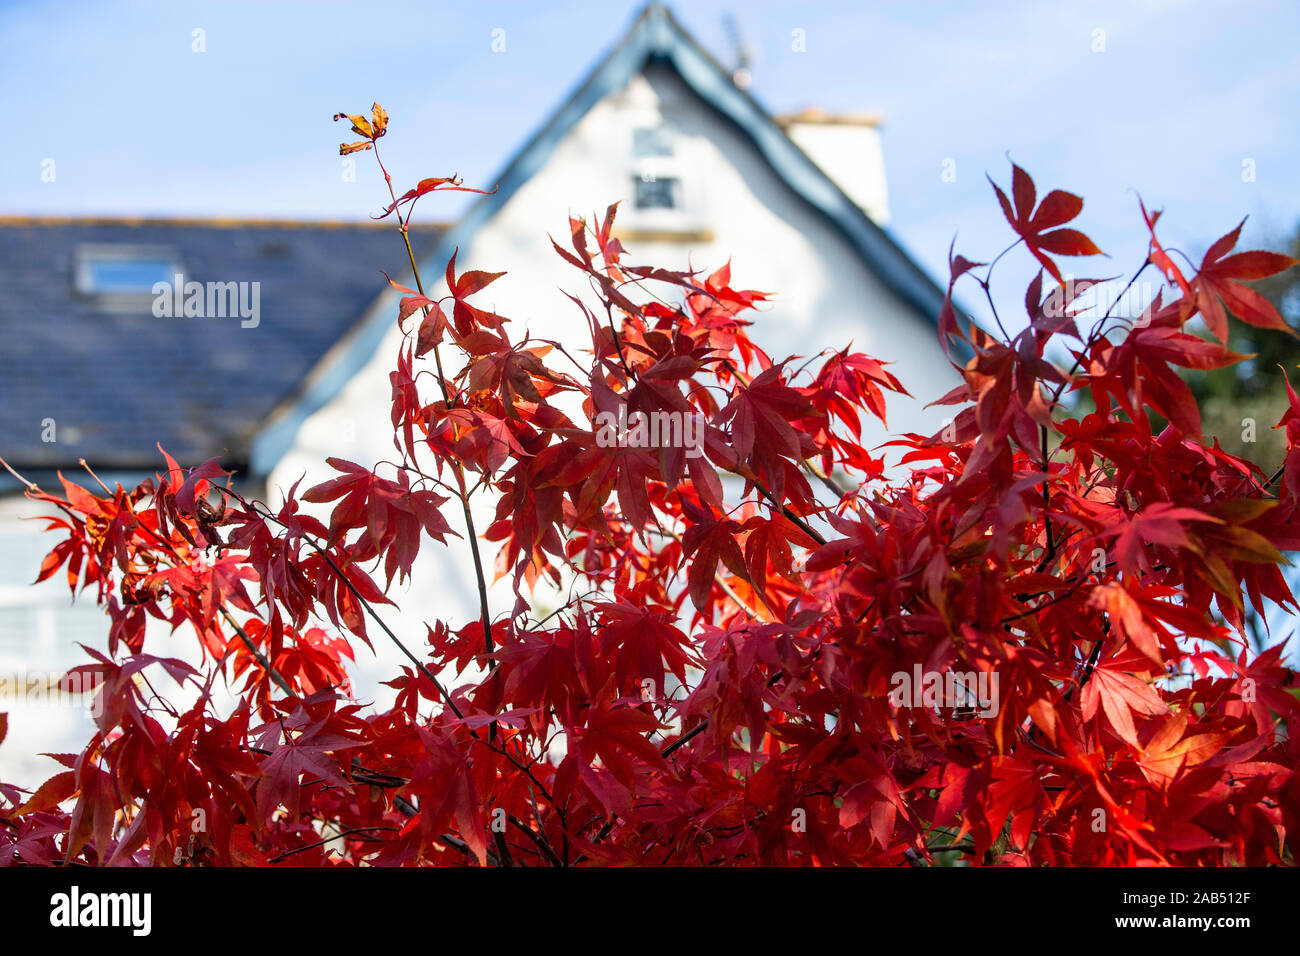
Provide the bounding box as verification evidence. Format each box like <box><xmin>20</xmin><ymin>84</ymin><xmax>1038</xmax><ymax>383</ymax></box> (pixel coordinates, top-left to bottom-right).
<box><xmin>0</xmin><ymin>218</ymin><xmax>444</xmax><ymax>480</ymax></box>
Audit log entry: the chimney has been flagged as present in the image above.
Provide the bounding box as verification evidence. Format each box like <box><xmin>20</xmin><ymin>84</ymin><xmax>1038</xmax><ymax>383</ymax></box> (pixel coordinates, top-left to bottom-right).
<box><xmin>776</xmin><ymin>107</ymin><xmax>890</xmax><ymax>226</ymax></box>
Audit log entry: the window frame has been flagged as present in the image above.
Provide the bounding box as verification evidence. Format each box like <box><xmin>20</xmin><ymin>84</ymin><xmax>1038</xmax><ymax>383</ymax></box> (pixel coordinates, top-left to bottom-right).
<box><xmin>73</xmin><ymin>243</ymin><xmax>183</xmax><ymax>309</ymax></box>
<box><xmin>632</xmin><ymin>125</ymin><xmax>675</xmax><ymax>159</ymax></box>
<box><xmin>632</xmin><ymin>173</ymin><xmax>680</xmax><ymax>211</ymax></box>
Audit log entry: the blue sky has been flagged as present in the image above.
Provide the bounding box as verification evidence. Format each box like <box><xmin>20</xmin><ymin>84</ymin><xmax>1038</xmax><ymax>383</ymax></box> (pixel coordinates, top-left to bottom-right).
<box><xmin>2</xmin><ymin>0</ymin><xmax>1298</xmax><ymax>329</ymax></box>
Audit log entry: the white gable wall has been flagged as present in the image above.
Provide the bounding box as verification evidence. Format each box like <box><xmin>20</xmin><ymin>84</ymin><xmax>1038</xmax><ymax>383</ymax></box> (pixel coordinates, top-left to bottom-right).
<box><xmin>269</xmin><ymin>63</ymin><xmax>960</xmax><ymax>700</ymax></box>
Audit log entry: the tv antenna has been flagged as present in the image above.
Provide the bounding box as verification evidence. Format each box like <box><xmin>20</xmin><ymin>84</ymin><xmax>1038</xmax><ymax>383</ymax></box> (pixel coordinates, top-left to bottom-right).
<box><xmin>722</xmin><ymin>12</ymin><xmax>755</xmax><ymax>90</ymax></box>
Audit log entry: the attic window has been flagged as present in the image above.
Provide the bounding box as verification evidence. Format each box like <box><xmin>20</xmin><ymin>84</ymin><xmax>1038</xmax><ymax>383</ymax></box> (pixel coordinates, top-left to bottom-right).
<box><xmin>632</xmin><ymin>125</ymin><xmax>674</xmax><ymax>157</ymax></box>
<box><xmin>634</xmin><ymin>174</ymin><xmax>678</xmax><ymax>210</ymax></box>
<box><xmin>75</xmin><ymin>244</ymin><xmax>179</xmax><ymax>298</ymax></box>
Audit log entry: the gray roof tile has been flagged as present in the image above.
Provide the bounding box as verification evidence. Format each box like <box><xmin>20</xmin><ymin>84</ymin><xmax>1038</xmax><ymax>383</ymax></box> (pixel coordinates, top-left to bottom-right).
<box><xmin>0</xmin><ymin>219</ymin><xmax>443</xmax><ymax>473</ymax></box>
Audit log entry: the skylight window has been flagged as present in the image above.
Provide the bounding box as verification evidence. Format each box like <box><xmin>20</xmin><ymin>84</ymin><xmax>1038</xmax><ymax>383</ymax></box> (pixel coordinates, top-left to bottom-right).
<box><xmin>75</xmin><ymin>245</ymin><xmax>180</xmax><ymax>298</ymax></box>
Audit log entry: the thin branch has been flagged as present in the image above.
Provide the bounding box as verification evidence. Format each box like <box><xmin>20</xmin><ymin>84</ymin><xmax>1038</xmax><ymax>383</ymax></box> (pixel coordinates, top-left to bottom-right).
<box><xmin>219</xmin><ymin>608</ymin><xmax>294</xmax><ymax>697</ymax></box>
<box><xmin>265</xmin><ymin>826</ymin><xmax>398</xmax><ymax>863</ymax></box>
<box><xmin>372</xmin><ymin>141</ymin><xmax>500</xmax><ymax>749</ymax></box>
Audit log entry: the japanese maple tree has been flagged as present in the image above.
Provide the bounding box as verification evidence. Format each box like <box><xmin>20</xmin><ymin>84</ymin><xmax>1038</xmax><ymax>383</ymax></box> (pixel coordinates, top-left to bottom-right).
<box><xmin>2</xmin><ymin>104</ymin><xmax>1298</xmax><ymax>866</ymax></box>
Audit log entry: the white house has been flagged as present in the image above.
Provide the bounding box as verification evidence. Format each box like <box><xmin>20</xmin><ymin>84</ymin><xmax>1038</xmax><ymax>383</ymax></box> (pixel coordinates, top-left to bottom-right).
<box><xmin>0</xmin><ymin>4</ymin><xmax>960</xmax><ymax>777</ymax></box>
<box><xmin>256</xmin><ymin>4</ymin><xmax>961</xmax><ymax>698</ymax></box>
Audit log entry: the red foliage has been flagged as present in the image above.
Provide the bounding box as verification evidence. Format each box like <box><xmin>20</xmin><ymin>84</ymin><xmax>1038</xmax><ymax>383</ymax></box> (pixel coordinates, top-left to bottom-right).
<box><xmin>2</xmin><ymin>105</ymin><xmax>1299</xmax><ymax>866</ymax></box>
